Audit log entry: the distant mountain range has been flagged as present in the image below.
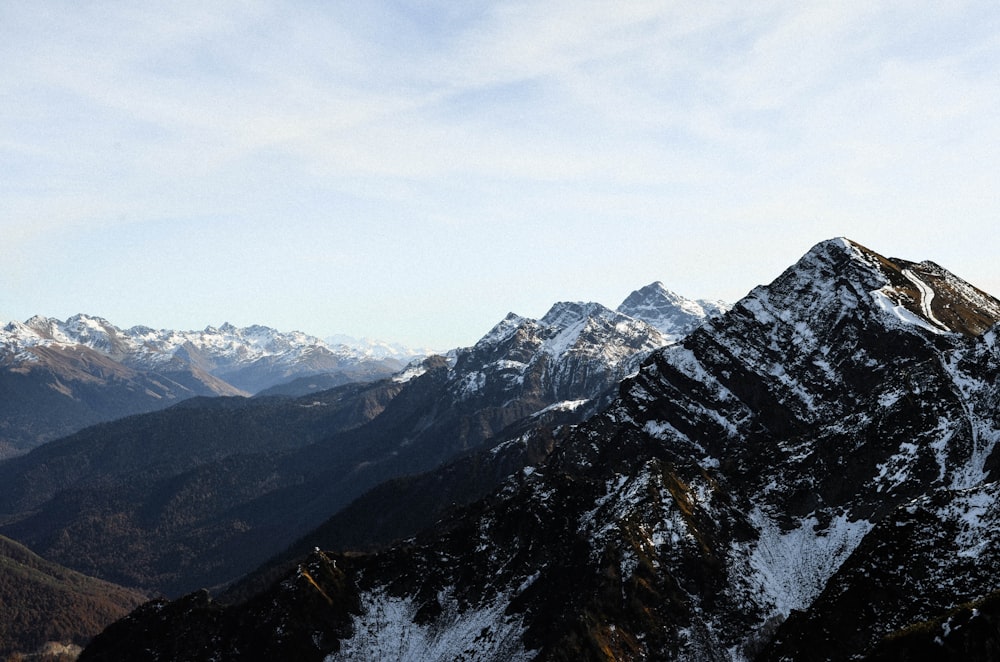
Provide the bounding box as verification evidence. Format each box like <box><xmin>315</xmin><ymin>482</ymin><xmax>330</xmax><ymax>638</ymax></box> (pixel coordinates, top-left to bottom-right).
<box><xmin>76</xmin><ymin>239</ymin><xmax>1000</xmax><ymax>662</ymax></box>
<box><xmin>324</xmin><ymin>333</ymin><xmax>439</xmax><ymax>361</ymax></box>
<box><xmin>0</xmin><ymin>287</ymin><xmax>722</xmax><ymax>460</ymax></box>
<box><xmin>0</xmin><ymin>317</ymin><xmax>421</xmax><ymax>457</ymax></box>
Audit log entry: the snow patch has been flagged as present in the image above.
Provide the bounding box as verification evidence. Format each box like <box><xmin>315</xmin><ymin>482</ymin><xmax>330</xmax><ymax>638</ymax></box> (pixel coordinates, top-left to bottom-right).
<box><xmin>735</xmin><ymin>509</ymin><xmax>872</xmax><ymax>619</ymax></box>
<box><xmin>392</xmin><ymin>362</ymin><xmax>428</xmax><ymax>383</ymax></box>
<box><xmin>875</xmin><ymin>442</ymin><xmax>920</xmax><ymax>492</ymax></box>
<box><xmin>532</xmin><ymin>399</ymin><xmax>589</xmax><ymax>417</ymax></box>
<box><xmin>644</xmin><ymin>419</ymin><xmax>688</xmax><ymax>442</ymax></box>
<box><xmin>328</xmin><ymin>588</ymin><xmax>533</xmax><ymax>662</ymax></box>
<box><xmin>935</xmin><ymin>486</ymin><xmax>999</xmax><ymax>558</ymax></box>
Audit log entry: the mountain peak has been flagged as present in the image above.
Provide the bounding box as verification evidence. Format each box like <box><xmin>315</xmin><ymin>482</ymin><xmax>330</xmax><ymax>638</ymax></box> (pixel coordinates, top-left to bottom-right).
<box><xmin>617</xmin><ymin>282</ymin><xmax>729</xmax><ymax>340</ymax></box>
<box><xmin>539</xmin><ymin>301</ymin><xmax>613</xmax><ymax>329</ymax></box>
<box><xmin>22</xmin><ymin>315</ymin><xmax>58</xmax><ymax>339</ymax></box>
<box><xmin>475</xmin><ymin>312</ymin><xmax>529</xmax><ymax>348</ymax></box>
<box><xmin>793</xmin><ymin>238</ymin><xmax>1000</xmax><ymax>336</ymax></box>
<box><xmin>624</xmin><ymin>280</ymin><xmax>675</xmax><ymax>299</ymax></box>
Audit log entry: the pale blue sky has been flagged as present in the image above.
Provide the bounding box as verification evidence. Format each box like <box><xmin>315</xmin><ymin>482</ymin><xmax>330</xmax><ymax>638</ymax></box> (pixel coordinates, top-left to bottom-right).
<box><xmin>4</xmin><ymin>1</ymin><xmax>1000</xmax><ymax>348</ymax></box>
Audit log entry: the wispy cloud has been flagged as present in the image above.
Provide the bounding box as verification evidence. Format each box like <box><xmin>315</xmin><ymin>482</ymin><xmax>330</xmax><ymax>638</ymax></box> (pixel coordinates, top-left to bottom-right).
<box><xmin>3</xmin><ymin>2</ymin><xmax>1000</xmax><ymax>345</ymax></box>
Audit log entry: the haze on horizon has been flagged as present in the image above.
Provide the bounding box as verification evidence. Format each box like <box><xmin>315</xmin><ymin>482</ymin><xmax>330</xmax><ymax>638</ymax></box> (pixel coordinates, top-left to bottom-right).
<box><xmin>4</xmin><ymin>2</ymin><xmax>1000</xmax><ymax>349</ymax></box>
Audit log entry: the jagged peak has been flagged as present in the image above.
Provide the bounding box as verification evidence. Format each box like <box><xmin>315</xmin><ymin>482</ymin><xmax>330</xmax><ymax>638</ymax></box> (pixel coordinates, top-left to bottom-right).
<box><xmin>624</xmin><ymin>280</ymin><xmax>666</xmax><ymax>298</ymax></box>
<box><xmin>620</xmin><ymin>280</ymin><xmax>680</xmax><ymax>302</ymax></box>
<box><xmin>619</xmin><ymin>281</ymin><xmax>692</xmax><ymax>315</ymax></box>
<box><xmin>126</xmin><ymin>324</ymin><xmax>158</xmax><ymax>336</ymax></box>
<box><xmin>23</xmin><ymin>314</ymin><xmax>57</xmax><ymax>333</ymax></box>
<box><xmin>618</xmin><ymin>283</ymin><xmax>728</xmax><ymax>340</ymax></box>
<box><xmin>65</xmin><ymin>312</ymin><xmax>114</xmax><ymax>325</ymax></box>
<box><xmin>3</xmin><ymin>320</ymin><xmax>28</xmax><ymax>334</ymax></box>
<box><xmin>474</xmin><ymin>312</ymin><xmax>529</xmax><ymax>348</ymax></box>
<box><xmin>539</xmin><ymin>301</ymin><xmax>615</xmax><ymax>329</ymax></box>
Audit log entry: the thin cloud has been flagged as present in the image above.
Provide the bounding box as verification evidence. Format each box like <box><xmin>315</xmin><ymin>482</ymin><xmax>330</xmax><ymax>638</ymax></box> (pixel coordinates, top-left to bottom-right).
<box><xmin>4</xmin><ymin>2</ymin><xmax>1000</xmax><ymax>345</ymax></box>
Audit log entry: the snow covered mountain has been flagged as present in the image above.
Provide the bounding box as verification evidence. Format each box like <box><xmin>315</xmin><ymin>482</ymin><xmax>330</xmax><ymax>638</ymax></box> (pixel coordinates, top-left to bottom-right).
<box><xmin>444</xmin><ymin>300</ymin><xmax>665</xmax><ymax>414</ymax></box>
<box><xmin>1</xmin><ymin>316</ymin><xmax>409</xmax><ymax>392</ymax></box>
<box><xmin>325</xmin><ymin>333</ymin><xmax>437</xmax><ymax>362</ymax></box>
<box><xmin>0</xmin><ymin>316</ymin><xmax>409</xmax><ymax>456</ymax></box>
<box><xmin>80</xmin><ymin>238</ymin><xmax>1000</xmax><ymax>661</ymax></box>
<box><xmin>437</xmin><ymin>286</ymin><xmax>727</xmax><ymax>420</ymax></box>
<box><xmin>617</xmin><ymin>281</ymin><xmax>729</xmax><ymax>340</ymax></box>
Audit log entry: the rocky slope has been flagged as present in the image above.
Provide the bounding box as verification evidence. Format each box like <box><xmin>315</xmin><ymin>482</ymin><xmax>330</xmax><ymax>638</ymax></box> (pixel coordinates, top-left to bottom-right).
<box><xmin>219</xmin><ymin>291</ymin><xmax>728</xmax><ymax>603</ymax></box>
<box><xmin>79</xmin><ymin>238</ymin><xmax>1000</xmax><ymax>661</ymax></box>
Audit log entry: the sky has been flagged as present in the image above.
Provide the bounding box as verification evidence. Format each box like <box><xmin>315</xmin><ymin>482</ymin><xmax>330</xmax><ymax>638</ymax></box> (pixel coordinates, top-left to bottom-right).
<box><xmin>4</xmin><ymin>1</ymin><xmax>1000</xmax><ymax>349</ymax></box>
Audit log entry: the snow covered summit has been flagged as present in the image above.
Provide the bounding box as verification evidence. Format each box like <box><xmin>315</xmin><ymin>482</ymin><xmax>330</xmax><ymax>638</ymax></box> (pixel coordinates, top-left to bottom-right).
<box><xmin>617</xmin><ymin>281</ymin><xmax>729</xmax><ymax>340</ymax></box>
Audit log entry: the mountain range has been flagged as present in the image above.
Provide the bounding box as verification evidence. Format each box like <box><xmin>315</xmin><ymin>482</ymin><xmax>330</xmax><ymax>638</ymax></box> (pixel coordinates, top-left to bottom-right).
<box><xmin>0</xmin><ymin>317</ymin><xmax>418</xmax><ymax>457</ymax></box>
<box><xmin>0</xmin><ymin>283</ymin><xmax>720</xmax><ymax>604</ymax></box>
<box><xmin>74</xmin><ymin>238</ymin><xmax>1000</xmax><ymax>661</ymax></box>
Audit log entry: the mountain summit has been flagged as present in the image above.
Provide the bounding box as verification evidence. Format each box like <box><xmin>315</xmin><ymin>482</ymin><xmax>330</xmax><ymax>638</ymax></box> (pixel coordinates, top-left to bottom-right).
<box><xmin>617</xmin><ymin>281</ymin><xmax>729</xmax><ymax>340</ymax></box>
<box><xmin>81</xmin><ymin>238</ymin><xmax>1000</xmax><ymax>661</ymax></box>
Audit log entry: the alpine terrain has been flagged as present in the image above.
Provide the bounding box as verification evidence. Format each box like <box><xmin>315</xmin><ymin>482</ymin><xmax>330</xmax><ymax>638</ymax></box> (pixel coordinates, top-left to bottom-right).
<box><xmin>0</xmin><ymin>318</ymin><xmax>413</xmax><ymax>457</ymax></box>
<box><xmin>0</xmin><ymin>284</ymin><xmax>716</xmax><ymax>601</ymax></box>
<box><xmin>77</xmin><ymin>238</ymin><xmax>1000</xmax><ymax>661</ymax></box>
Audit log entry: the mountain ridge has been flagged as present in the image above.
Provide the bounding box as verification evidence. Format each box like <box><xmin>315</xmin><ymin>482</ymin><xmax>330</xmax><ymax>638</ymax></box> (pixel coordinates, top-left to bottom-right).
<box><xmin>2</xmin><ymin>315</ymin><xmax>416</xmax><ymax>391</ymax></box>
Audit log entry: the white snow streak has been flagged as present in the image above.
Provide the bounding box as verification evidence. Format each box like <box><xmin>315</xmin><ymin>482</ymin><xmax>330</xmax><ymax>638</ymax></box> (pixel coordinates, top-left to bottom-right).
<box><xmin>902</xmin><ymin>269</ymin><xmax>948</xmax><ymax>331</ymax></box>
<box><xmin>870</xmin><ymin>290</ymin><xmax>946</xmax><ymax>335</ymax></box>
<box><xmin>532</xmin><ymin>399</ymin><xmax>589</xmax><ymax>417</ymax></box>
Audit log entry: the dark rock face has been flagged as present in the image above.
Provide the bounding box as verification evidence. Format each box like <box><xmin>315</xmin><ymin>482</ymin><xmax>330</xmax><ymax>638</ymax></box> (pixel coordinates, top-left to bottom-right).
<box><xmin>761</xmin><ymin>481</ymin><xmax>1000</xmax><ymax>661</ymax></box>
<box><xmin>78</xmin><ymin>238</ymin><xmax>1000</xmax><ymax>661</ymax></box>
<box><xmin>861</xmin><ymin>590</ymin><xmax>1000</xmax><ymax>662</ymax></box>
<box><xmin>81</xmin><ymin>552</ymin><xmax>358</xmax><ymax>662</ymax></box>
